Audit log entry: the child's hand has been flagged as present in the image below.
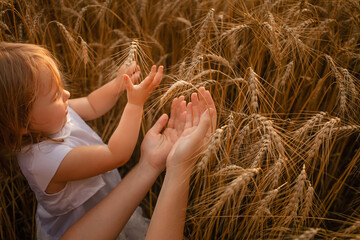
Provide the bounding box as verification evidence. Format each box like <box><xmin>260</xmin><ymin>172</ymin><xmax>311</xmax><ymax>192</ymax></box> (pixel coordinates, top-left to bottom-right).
<box><xmin>123</xmin><ymin>65</ymin><xmax>163</xmax><ymax>106</ymax></box>
<box><xmin>115</xmin><ymin>61</ymin><xmax>140</xmax><ymax>92</ymax></box>
<box><xmin>140</xmin><ymin>96</ymin><xmax>187</xmax><ymax>171</ymax></box>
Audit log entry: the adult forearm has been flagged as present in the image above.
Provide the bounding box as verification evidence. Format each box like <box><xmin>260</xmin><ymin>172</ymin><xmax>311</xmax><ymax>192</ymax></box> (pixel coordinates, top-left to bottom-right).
<box><xmin>61</xmin><ymin>159</ymin><xmax>161</xmax><ymax>240</ymax></box>
<box><xmin>146</xmin><ymin>171</ymin><xmax>191</xmax><ymax>240</ymax></box>
<box><xmin>108</xmin><ymin>103</ymin><xmax>143</xmax><ymax>164</ymax></box>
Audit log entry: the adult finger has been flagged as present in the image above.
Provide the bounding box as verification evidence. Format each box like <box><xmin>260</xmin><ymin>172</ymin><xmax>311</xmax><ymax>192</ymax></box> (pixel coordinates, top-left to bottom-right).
<box><xmin>150</xmin><ymin>114</ymin><xmax>169</xmax><ymax>134</ymax></box>
<box><xmin>168</xmin><ymin>97</ymin><xmax>179</xmax><ymax>129</ymax></box>
<box><xmin>184</xmin><ymin>102</ymin><xmax>193</xmax><ymax>129</ymax></box>
<box><xmin>175</xmin><ymin>97</ymin><xmax>186</xmax><ymax>133</ymax></box>
<box><xmin>192</xmin><ymin>109</ymin><xmax>212</xmax><ymax>142</ymax></box>
<box><xmin>191</xmin><ymin>92</ymin><xmax>201</xmax><ymax>126</ymax></box>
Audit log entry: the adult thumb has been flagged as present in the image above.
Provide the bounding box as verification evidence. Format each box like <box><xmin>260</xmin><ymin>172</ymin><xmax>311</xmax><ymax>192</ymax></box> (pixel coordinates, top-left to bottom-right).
<box><xmin>193</xmin><ymin>109</ymin><xmax>212</xmax><ymax>139</ymax></box>
<box><xmin>151</xmin><ymin>114</ymin><xmax>169</xmax><ymax>134</ymax></box>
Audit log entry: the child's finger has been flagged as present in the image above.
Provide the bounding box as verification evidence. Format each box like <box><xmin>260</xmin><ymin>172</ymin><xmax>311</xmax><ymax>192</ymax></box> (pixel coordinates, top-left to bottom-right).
<box><xmin>141</xmin><ymin>65</ymin><xmax>157</xmax><ymax>88</ymax></box>
<box><xmin>150</xmin><ymin>114</ymin><xmax>169</xmax><ymax>134</ymax></box>
<box><xmin>149</xmin><ymin>66</ymin><xmax>163</xmax><ymax>90</ymax></box>
<box><xmin>123</xmin><ymin>74</ymin><xmax>134</xmax><ymax>91</ymax></box>
<box><xmin>130</xmin><ymin>71</ymin><xmax>141</xmax><ymax>84</ymax></box>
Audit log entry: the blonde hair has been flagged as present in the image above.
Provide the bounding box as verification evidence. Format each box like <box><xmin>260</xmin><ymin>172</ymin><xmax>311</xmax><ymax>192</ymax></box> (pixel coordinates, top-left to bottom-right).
<box><xmin>0</xmin><ymin>42</ymin><xmax>63</xmax><ymax>152</ymax></box>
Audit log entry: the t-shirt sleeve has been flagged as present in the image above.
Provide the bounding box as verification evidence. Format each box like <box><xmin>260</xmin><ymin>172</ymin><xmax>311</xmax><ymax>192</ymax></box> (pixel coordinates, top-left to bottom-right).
<box><xmin>28</xmin><ymin>141</ymin><xmax>73</xmax><ymax>192</ymax></box>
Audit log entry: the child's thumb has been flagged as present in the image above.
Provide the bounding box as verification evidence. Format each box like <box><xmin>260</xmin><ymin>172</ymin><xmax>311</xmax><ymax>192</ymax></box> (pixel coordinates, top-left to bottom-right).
<box><xmin>123</xmin><ymin>74</ymin><xmax>134</xmax><ymax>91</ymax></box>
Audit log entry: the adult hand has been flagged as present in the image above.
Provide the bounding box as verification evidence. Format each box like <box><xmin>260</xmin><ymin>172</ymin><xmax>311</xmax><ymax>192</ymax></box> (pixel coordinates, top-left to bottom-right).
<box><xmin>140</xmin><ymin>96</ymin><xmax>187</xmax><ymax>172</ymax></box>
<box><xmin>166</xmin><ymin>89</ymin><xmax>217</xmax><ymax>175</ymax></box>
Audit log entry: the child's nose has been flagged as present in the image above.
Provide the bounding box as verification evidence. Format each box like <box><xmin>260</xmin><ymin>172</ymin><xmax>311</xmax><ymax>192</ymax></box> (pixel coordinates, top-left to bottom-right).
<box><xmin>63</xmin><ymin>89</ymin><xmax>70</xmax><ymax>101</ymax></box>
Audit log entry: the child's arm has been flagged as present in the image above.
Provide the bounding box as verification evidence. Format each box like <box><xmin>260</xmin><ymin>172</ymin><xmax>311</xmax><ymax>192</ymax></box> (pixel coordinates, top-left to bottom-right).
<box><xmin>68</xmin><ymin>61</ymin><xmax>140</xmax><ymax>121</ymax></box>
<box><xmin>47</xmin><ymin>66</ymin><xmax>163</xmax><ymax>190</ymax></box>
<box><xmin>60</xmin><ymin>97</ymin><xmax>187</xmax><ymax>240</ymax></box>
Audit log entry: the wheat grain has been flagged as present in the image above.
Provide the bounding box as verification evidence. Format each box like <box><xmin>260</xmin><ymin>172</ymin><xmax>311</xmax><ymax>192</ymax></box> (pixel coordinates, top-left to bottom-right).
<box><xmin>344</xmin><ymin>220</ymin><xmax>360</xmax><ymax>234</ymax></box>
<box><xmin>208</xmin><ymin>168</ymin><xmax>260</xmax><ymax>216</ymax></box>
<box><xmin>251</xmin><ymin>187</ymin><xmax>280</xmax><ymax>222</ymax></box>
<box><xmin>233</xmin><ymin>123</ymin><xmax>250</xmax><ymax>159</ymax></box>
<box><xmin>221</xmin><ymin>24</ymin><xmax>248</xmax><ymax>38</ymax></box>
<box><xmin>79</xmin><ymin>37</ymin><xmax>90</xmax><ymax>66</ymax></box>
<box><xmin>203</xmin><ymin>53</ymin><xmax>233</xmax><ymax>70</ymax></box>
<box><xmin>160</xmin><ymin>80</ymin><xmax>193</xmax><ymax>105</ymax></box>
<box><xmin>294</xmin><ymin>228</ymin><xmax>319</xmax><ymax>240</ymax></box>
<box><xmin>126</xmin><ymin>40</ymin><xmax>138</xmax><ymax>66</ymax></box>
<box><xmin>294</xmin><ymin>112</ymin><xmax>327</xmax><ymax>137</ymax></box>
<box><xmin>276</xmin><ymin>61</ymin><xmax>293</xmax><ymax>88</ymax></box>
<box><xmin>214</xmin><ymin>164</ymin><xmax>244</xmax><ymax>176</ymax></box>
<box><xmin>301</xmin><ymin>182</ymin><xmax>314</xmax><ymax>220</ymax></box>
<box><xmin>248</xmin><ymin>68</ymin><xmax>259</xmax><ymax>113</ymax></box>
<box><xmin>284</xmin><ymin>165</ymin><xmax>307</xmax><ymax>224</ymax></box>
<box><xmin>55</xmin><ymin>21</ymin><xmax>76</xmax><ymax>47</ymax></box>
<box><xmin>308</xmin><ymin>118</ymin><xmax>340</xmax><ymax>159</ymax></box>
<box><xmin>251</xmin><ymin>134</ymin><xmax>270</xmax><ymax>168</ymax></box>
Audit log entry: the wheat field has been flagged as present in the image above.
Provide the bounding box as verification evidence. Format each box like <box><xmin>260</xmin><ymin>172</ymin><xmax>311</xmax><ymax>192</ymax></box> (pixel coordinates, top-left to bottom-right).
<box><xmin>1</xmin><ymin>0</ymin><xmax>360</xmax><ymax>239</ymax></box>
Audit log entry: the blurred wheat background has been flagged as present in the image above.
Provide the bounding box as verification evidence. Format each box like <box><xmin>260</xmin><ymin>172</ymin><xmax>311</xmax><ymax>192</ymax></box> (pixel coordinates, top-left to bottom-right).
<box><xmin>1</xmin><ymin>0</ymin><xmax>360</xmax><ymax>239</ymax></box>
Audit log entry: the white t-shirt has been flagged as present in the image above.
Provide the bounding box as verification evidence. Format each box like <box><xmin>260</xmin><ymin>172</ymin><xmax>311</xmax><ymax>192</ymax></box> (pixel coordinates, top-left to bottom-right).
<box><xmin>17</xmin><ymin>107</ymin><xmax>123</xmax><ymax>239</ymax></box>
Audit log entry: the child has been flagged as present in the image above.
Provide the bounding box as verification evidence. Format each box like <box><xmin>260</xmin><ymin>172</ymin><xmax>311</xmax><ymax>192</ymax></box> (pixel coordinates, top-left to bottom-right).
<box><xmin>0</xmin><ymin>41</ymin><xmax>162</xmax><ymax>239</ymax></box>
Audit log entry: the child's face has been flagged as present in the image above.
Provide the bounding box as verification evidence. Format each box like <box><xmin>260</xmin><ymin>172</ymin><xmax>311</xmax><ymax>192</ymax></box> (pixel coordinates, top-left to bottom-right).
<box><xmin>29</xmin><ymin>65</ymin><xmax>70</xmax><ymax>135</ymax></box>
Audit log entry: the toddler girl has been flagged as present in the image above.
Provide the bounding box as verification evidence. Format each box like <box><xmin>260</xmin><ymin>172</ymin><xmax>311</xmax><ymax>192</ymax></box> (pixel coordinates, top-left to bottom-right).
<box><xmin>0</xmin><ymin>42</ymin><xmax>162</xmax><ymax>239</ymax></box>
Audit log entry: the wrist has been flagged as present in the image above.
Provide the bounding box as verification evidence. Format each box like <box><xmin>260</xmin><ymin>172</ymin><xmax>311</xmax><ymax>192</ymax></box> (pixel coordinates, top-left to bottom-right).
<box><xmin>125</xmin><ymin>102</ymin><xmax>144</xmax><ymax>111</ymax></box>
<box><xmin>139</xmin><ymin>156</ymin><xmax>164</xmax><ymax>176</ymax></box>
